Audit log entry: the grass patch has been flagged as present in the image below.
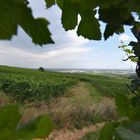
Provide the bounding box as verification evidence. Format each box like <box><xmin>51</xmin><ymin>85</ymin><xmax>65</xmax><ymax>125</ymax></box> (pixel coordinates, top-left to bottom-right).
<box><xmin>0</xmin><ymin>92</ymin><xmax>13</xmax><ymax>106</ymax></box>
<box><xmin>47</xmin><ymin>82</ymin><xmax>117</xmax><ymax>129</ymax></box>
<box><xmin>19</xmin><ymin>82</ymin><xmax>117</xmax><ymax>130</ymax></box>
<box><xmin>0</xmin><ymin>66</ymin><xmax>131</xmax><ymax>132</ymax></box>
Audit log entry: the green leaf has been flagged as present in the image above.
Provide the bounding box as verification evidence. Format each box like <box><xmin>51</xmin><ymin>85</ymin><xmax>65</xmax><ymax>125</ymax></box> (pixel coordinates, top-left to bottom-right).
<box><xmin>131</xmin><ymin>97</ymin><xmax>140</xmax><ymax>107</ymax></box>
<box><xmin>130</xmin><ymin>105</ymin><xmax>140</xmax><ymax>121</ymax></box>
<box><xmin>17</xmin><ymin>115</ymin><xmax>54</xmax><ymax>139</ymax></box>
<box><xmin>77</xmin><ymin>10</ymin><xmax>101</xmax><ymax>40</ymax></box>
<box><xmin>125</xmin><ymin>49</ymin><xmax>133</xmax><ymax>54</ymax></box>
<box><xmin>99</xmin><ymin>5</ymin><xmax>134</xmax><ymax>25</ymax></box>
<box><xmin>0</xmin><ymin>105</ymin><xmax>53</xmax><ymax>140</ymax></box>
<box><xmin>0</xmin><ymin>105</ymin><xmax>21</xmax><ymax>140</ymax></box>
<box><xmin>0</xmin><ymin>0</ymin><xmax>20</xmax><ymax>39</ymax></box>
<box><xmin>56</xmin><ymin>0</ymin><xmax>64</xmax><ymax>9</ymax></box>
<box><xmin>0</xmin><ymin>105</ymin><xmax>21</xmax><ymax>130</ymax></box>
<box><xmin>99</xmin><ymin>123</ymin><xmax>115</xmax><ymax>140</ymax></box>
<box><xmin>127</xmin><ymin>121</ymin><xmax>140</xmax><ymax>134</ymax></box>
<box><xmin>61</xmin><ymin>0</ymin><xmax>78</xmax><ymax>30</ymax></box>
<box><xmin>77</xmin><ymin>0</ymin><xmax>98</xmax><ymax>10</ymax></box>
<box><xmin>19</xmin><ymin>4</ymin><xmax>54</xmax><ymax>45</ymax></box>
<box><xmin>115</xmin><ymin>26</ymin><xmax>124</xmax><ymax>34</ymax></box>
<box><xmin>45</xmin><ymin>0</ymin><xmax>55</xmax><ymax>8</ymax></box>
<box><xmin>116</xmin><ymin>127</ymin><xmax>140</xmax><ymax>140</ymax></box>
<box><xmin>127</xmin><ymin>0</ymin><xmax>140</xmax><ymax>13</ymax></box>
<box><xmin>104</xmin><ymin>24</ymin><xmax>124</xmax><ymax>40</ymax></box>
<box><xmin>131</xmin><ymin>41</ymin><xmax>140</xmax><ymax>57</ymax></box>
<box><xmin>115</xmin><ymin>94</ymin><xmax>131</xmax><ymax>117</ymax></box>
<box><xmin>98</xmin><ymin>0</ymin><xmax>123</xmax><ymax>9</ymax></box>
<box><xmin>0</xmin><ymin>0</ymin><xmax>54</xmax><ymax>45</ymax></box>
<box><xmin>115</xmin><ymin>94</ymin><xmax>140</xmax><ymax>121</ymax></box>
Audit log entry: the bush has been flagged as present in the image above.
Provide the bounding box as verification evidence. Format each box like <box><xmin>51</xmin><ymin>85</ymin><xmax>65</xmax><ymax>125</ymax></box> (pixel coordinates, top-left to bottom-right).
<box><xmin>39</xmin><ymin>67</ymin><xmax>45</xmax><ymax>72</ymax></box>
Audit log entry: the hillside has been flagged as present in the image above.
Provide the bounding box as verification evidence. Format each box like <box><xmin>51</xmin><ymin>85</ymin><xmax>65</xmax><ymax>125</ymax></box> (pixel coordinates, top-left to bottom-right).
<box><xmin>0</xmin><ymin>65</ymin><xmax>132</xmax><ymax>139</ymax></box>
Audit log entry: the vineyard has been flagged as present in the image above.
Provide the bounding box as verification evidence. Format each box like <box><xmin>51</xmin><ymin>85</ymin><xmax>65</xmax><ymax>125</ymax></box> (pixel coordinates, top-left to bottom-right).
<box><xmin>0</xmin><ymin>66</ymin><xmax>78</xmax><ymax>101</ymax></box>
<box><xmin>0</xmin><ymin>66</ymin><xmax>136</xmax><ymax>139</ymax></box>
<box><xmin>0</xmin><ymin>66</ymin><xmax>131</xmax><ymax>102</ymax></box>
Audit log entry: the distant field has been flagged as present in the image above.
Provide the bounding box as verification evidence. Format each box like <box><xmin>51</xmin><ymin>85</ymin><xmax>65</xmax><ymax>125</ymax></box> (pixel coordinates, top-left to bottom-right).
<box><xmin>0</xmin><ymin>65</ymin><xmax>131</xmax><ymax>102</ymax></box>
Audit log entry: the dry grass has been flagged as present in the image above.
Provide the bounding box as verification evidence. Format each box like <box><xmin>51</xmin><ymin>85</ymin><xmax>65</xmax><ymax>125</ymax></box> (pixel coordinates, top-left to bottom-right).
<box><xmin>19</xmin><ymin>82</ymin><xmax>117</xmax><ymax>130</ymax></box>
<box><xmin>0</xmin><ymin>92</ymin><xmax>13</xmax><ymax>106</ymax></box>
<box><xmin>47</xmin><ymin>82</ymin><xmax>96</xmax><ymax>129</ymax></box>
<box><xmin>47</xmin><ymin>82</ymin><xmax>117</xmax><ymax>129</ymax></box>
<box><xmin>19</xmin><ymin>102</ymin><xmax>49</xmax><ymax>126</ymax></box>
<box><xmin>95</xmin><ymin>97</ymin><xmax>117</xmax><ymax>121</ymax></box>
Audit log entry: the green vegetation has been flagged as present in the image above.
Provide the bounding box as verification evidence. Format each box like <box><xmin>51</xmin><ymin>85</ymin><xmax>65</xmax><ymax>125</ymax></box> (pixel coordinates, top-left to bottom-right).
<box><xmin>1</xmin><ymin>0</ymin><xmax>140</xmax><ymax>139</ymax></box>
<box><xmin>74</xmin><ymin>73</ymin><xmax>130</xmax><ymax>97</ymax></box>
<box><xmin>0</xmin><ymin>66</ymin><xmax>130</xmax><ymax>102</ymax></box>
<box><xmin>0</xmin><ymin>65</ymin><xmax>132</xmax><ymax>139</ymax></box>
<box><xmin>79</xmin><ymin>130</ymin><xmax>100</xmax><ymax>140</ymax></box>
<box><xmin>0</xmin><ymin>66</ymin><xmax>77</xmax><ymax>101</ymax></box>
<box><xmin>0</xmin><ymin>104</ymin><xmax>53</xmax><ymax>140</ymax></box>
<box><xmin>47</xmin><ymin>82</ymin><xmax>116</xmax><ymax>129</ymax></box>
<box><xmin>1</xmin><ymin>0</ymin><xmax>139</xmax><ymax>46</ymax></box>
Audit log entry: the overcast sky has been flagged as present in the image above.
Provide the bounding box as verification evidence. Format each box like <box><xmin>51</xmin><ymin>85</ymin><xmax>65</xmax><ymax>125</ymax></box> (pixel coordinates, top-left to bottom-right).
<box><xmin>0</xmin><ymin>0</ymin><xmax>137</xmax><ymax>69</ymax></box>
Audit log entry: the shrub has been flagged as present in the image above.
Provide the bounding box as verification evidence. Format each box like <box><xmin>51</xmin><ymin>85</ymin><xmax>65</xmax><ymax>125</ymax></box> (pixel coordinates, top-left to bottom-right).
<box><xmin>39</xmin><ymin>67</ymin><xmax>45</xmax><ymax>72</ymax></box>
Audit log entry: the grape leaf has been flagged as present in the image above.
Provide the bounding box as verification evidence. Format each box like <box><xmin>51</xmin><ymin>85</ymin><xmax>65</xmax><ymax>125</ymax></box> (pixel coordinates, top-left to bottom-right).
<box><xmin>77</xmin><ymin>10</ymin><xmax>101</xmax><ymax>40</ymax></box>
<box><xmin>61</xmin><ymin>0</ymin><xmax>78</xmax><ymax>30</ymax></box>
<box><xmin>104</xmin><ymin>24</ymin><xmax>124</xmax><ymax>40</ymax></box>
<box><xmin>99</xmin><ymin>5</ymin><xmax>134</xmax><ymax>25</ymax></box>
<box><xmin>0</xmin><ymin>0</ymin><xmax>54</xmax><ymax>45</ymax></box>
<box><xmin>98</xmin><ymin>0</ymin><xmax>123</xmax><ymax>9</ymax></box>
<box><xmin>0</xmin><ymin>105</ymin><xmax>21</xmax><ymax>140</ymax></box>
<box><xmin>17</xmin><ymin>115</ymin><xmax>54</xmax><ymax>139</ymax></box>
<box><xmin>116</xmin><ymin>127</ymin><xmax>140</xmax><ymax>140</ymax></box>
<box><xmin>115</xmin><ymin>94</ymin><xmax>131</xmax><ymax>117</ymax></box>
<box><xmin>19</xmin><ymin>3</ymin><xmax>54</xmax><ymax>45</ymax></box>
<box><xmin>0</xmin><ymin>0</ymin><xmax>20</xmax><ymax>39</ymax></box>
<box><xmin>56</xmin><ymin>0</ymin><xmax>64</xmax><ymax>9</ymax></box>
<box><xmin>99</xmin><ymin>123</ymin><xmax>115</xmax><ymax>140</ymax></box>
<box><xmin>45</xmin><ymin>0</ymin><xmax>55</xmax><ymax>8</ymax></box>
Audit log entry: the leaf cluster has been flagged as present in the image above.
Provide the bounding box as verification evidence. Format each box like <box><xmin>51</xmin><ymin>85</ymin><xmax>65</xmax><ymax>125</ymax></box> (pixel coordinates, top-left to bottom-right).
<box><xmin>1</xmin><ymin>0</ymin><xmax>140</xmax><ymax>44</ymax></box>
<box><xmin>0</xmin><ymin>104</ymin><xmax>53</xmax><ymax>140</ymax></box>
<box><xmin>91</xmin><ymin>94</ymin><xmax>140</xmax><ymax>140</ymax></box>
<box><xmin>45</xmin><ymin>0</ymin><xmax>140</xmax><ymax>41</ymax></box>
<box><xmin>0</xmin><ymin>0</ymin><xmax>54</xmax><ymax>45</ymax></box>
<box><xmin>119</xmin><ymin>41</ymin><xmax>138</xmax><ymax>63</ymax></box>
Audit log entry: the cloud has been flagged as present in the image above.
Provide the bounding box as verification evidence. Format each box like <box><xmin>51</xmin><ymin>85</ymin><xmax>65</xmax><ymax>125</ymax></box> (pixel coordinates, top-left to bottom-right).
<box><xmin>119</xmin><ymin>34</ymin><xmax>130</xmax><ymax>41</ymax></box>
<box><xmin>0</xmin><ymin>45</ymin><xmax>90</xmax><ymax>68</ymax></box>
<box><xmin>0</xmin><ymin>43</ymin><xmax>135</xmax><ymax>69</ymax></box>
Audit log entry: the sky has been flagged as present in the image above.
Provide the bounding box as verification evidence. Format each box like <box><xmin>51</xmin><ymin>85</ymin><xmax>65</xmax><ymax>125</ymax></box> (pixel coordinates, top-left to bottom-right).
<box><xmin>0</xmin><ymin>0</ymin><xmax>137</xmax><ymax>69</ymax></box>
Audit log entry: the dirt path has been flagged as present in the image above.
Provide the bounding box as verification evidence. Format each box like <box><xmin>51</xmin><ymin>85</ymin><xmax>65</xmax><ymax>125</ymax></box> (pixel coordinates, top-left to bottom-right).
<box><xmin>47</xmin><ymin>123</ymin><xmax>104</xmax><ymax>140</ymax></box>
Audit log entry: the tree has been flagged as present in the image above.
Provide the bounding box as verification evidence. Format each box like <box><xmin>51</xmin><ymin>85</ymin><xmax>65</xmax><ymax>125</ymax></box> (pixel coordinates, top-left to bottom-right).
<box><xmin>39</xmin><ymin>67</ymin><xmax>45</xmax><ymax>72</ymax></box>
<box><xmin>1</xmin><ymin>0</ymin><xmax>140</xmax><ymax>139</ymax></box>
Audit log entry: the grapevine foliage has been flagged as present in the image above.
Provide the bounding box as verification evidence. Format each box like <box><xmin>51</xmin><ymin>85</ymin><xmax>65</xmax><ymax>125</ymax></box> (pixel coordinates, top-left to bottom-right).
<box><xmin>0</xmin><ymin>69</ymin><xmax>77</xmax><ymax>101</ymax></box>
<box><xmin>0</xmin><ymin>0</ymin><xmax>54</xmax><ymax>45</ymax></box>
<box><xmin>0</xmin><ymin>105</ymin><xmax>53</xmax><ymax>140</ymax></box>
<box><xmin>1</xmin><ymin>0</ymin><xmax>139</xmax><ymax>44</ymax></box>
